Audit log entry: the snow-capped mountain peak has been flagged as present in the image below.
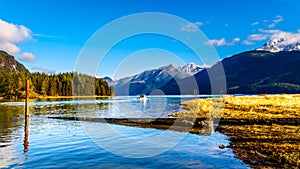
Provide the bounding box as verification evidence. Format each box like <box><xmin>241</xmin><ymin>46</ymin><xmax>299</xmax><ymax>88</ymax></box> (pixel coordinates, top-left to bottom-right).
<box><xmin>106</xmin><ymin>63</ymin><xmax>204</xmax><ymax>95</ymax></box>
<box><xmin>158</xmin><ymin>64</ymin><xmax>178</xmax><ymax>72</ymax></box>
<box><xmin>256</xmin><ymin>38</ymin><xmax>300</xmax><ymax>53</ymax></box>
<box><xmin>102</xmin><ymin>76</ymin><xmax>116</xmax><ymax>86</ymax></box>
<box><xmin>180</xmin><ymin>62</ymin><xmax>204</xmax><ymax>75</ymax></box>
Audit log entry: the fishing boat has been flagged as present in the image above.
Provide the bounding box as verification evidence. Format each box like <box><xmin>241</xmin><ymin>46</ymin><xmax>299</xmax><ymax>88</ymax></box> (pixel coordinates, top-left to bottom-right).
<box><xmin>137</xmin><ymin>94</ymin><xmax>147</xmax><ymax>100</ymax></box>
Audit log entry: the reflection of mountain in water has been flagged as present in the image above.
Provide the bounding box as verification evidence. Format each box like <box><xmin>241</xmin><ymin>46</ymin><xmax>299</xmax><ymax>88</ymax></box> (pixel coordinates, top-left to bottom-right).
<box><xmin>0</xmin><ymin>99</ymin><xmax>111</xmax><ymax>148</ymax></box>
<box><xmin>0</xmin><ymin>106</ymin><xmax>24</xmax><ymax>147</ymax></box>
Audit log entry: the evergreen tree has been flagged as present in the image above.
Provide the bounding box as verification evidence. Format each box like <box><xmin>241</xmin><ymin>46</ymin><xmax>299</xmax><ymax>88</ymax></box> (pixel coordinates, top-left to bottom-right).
<box><xmin>0</xmin><ymin>72</ymin><xmax>113</xmax><ymax>99</ymax></box>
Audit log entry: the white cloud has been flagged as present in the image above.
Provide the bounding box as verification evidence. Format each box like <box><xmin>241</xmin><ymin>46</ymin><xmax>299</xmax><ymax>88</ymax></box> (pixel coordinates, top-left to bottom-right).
<box><xmin>251</xmin><ymin>21</ymin><xmax>259</xmax><ymax>26</ymax></box>
<box><xmin>247</xmin><ymin>33</ymin><xmax>269</xmax><ymax>41</ymax></box>
<box><xmin>0</xmin><ymin>19</ymin><xmax>32</xmax><ymax>54</ymax></box>
<box><xmin>259</xmin><ymin>28</ymin><xmax>282</xmax><ymax>34</ymax></box>
<box><xmin>33</xmin><ymin>33</ymin><xmax>66</xmax><ymax>39</ymax></box>
<box><xmin>17</xmin><ymin>52</ymin><xmax>36</xmax><ymax>62</ymax></box>
<box><xmin>232</xmin><ymin>38</ymin><xmax>240</xmax><ymax>42</ymax></box>
<box><xmin>269</xmin><ymin>30</ymin><xmax>300</xmax><ymax>46</ymax></box>
<box><xmin>0</xmin><ymin>42</ymin><xmax>20</xmax><ymax>53</ymax></box>
<box><xmin>33</xmin><ymin>33</ymin><xmax>57</xmax><ymax>38</ymax></box>
<box><xmin>243</xmin><ymin>29</ymin><xmax>281</xmax><ymax>45</ymax></box>
<box><xmin>201</xmin><ymin>64</ymin><xmax>211</xmax><ymax>69</ymax></box>
<box><xmin>242</xmin><ymin>40</ymin><xmax>255</xmax><ymax>45</ymax></box>
<box><xmin>244</xmin><ymin>28</ymin><xmax>300</xmax><ymax>46</ymax></box>
<box><xmin>181</xmin><ymin>22</ymin><xmax>203</xmax><ymax>32</ymax></box>
<box><xmin>268</xmin><ymin>15</ymin><xmax>283</xmax><ymax>28</ymax></box>
<box><xmin>205</xmin><ymin>37</ymin><xmax>240</xmax><ymax>46</ymax></box>
<box><xmin>32</xmin><ymin>66</ymin><xmax>55</xmax><ymax>74</ymax></box>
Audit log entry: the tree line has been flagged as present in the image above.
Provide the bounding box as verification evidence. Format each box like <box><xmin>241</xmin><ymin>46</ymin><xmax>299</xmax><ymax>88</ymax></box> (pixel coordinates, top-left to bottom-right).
<box><xmin>0</xmin><ymin>72</ymin><xmax>114</xmax><ymax>99</ymax></box>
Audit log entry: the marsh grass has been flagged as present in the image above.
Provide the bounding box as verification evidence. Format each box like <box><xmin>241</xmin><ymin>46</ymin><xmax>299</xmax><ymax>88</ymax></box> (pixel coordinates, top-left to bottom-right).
<box><xmin>173</xmin><ymin>94</ymin><xmax>300</xmax><ymax>120</ymax></box>
<box><xmin>172</xmin><ymin>94</ymin><xmax>300</xmax><ymax>168</ymax></box>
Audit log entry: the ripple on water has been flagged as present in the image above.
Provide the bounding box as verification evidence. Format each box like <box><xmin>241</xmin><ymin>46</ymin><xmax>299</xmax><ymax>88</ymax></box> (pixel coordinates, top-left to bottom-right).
<box><xmin>0</xmin><ymin>97</ymin><xmax>249</xmax><ymax>169</ymax></box>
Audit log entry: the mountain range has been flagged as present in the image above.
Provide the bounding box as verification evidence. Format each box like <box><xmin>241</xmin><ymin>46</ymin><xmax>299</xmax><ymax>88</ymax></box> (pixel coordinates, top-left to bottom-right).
<box><xmin>256</xmin><ymin>38</ymin><xmax>300</xmax><ymax>53</ymax></box>
<box><xmin>161</xmin><ymin>50</ymin><xmax>300</xmax><ymax>94</ymax></box>
<box><xmin>106</xmin><ymin>63</ymin><xmax>205</xmax><ymax>95</ymax></box>
<box><xmin>2</xmin><ymin>37</ymin><xmax>300</xmax><ymax>96</ymax></box>
<box><xmin>105</xmin><ymin>39</ymin><xmax>300</xmax><ymax>95</ymax></box>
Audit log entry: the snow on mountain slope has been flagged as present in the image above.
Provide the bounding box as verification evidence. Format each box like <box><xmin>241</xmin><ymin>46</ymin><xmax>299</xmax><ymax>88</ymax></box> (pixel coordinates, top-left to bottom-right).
<box><xmin>109</xmin><ymin>63</ymin><xmax>205</xmax><ymax>95</ymax></box>
<box><xmin>256</xmin><ymin>38</ymin><xmax>300</xmax><ymax>53</ymax></box>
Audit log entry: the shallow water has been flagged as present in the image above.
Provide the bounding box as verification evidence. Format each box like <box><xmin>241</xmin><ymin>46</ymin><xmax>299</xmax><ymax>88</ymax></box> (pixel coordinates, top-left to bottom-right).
<box><xmin>0</xmin><ymin>96</ymin><xmax>249</xmax><ymax>168</ymax></box>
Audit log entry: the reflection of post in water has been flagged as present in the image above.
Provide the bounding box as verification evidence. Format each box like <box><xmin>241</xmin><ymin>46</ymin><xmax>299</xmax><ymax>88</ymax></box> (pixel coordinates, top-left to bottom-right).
<box><xmin>193</xmin><ymin>89</ymin><xmax>198</xmax><ymax>98</ymax></box>
<box><xmin>23</xmin><ymin>80</ymin><xmax>29</xmax><ymax>152</ymax></box>
<box><xmin>200</xmin><ymin>117</ymin><xmax>213</xmax><ymax>136</ymax></box>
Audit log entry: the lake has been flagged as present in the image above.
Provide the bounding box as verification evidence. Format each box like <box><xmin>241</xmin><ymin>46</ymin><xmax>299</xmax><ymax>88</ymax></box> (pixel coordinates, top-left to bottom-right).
<box><xmin>0</xmin><ymin>96</ymin><xmax>249</xmax><ymax>168</ymax></box>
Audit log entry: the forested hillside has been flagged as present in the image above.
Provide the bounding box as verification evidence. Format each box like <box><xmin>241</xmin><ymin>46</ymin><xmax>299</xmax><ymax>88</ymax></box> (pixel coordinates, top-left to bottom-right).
<box><xmin>161</xmin><ymin>51</ymin><xmax>300</xmax><ymax>94</ymax></box>
<box><xmin>0</xmin><ymin>50</ymin><xmax>113</xmax><ymax>99</ymax></box>
<box><xmin>0</xmin><ymin>72</ymin><xmax>113</xmax><ymax>99</ymax></box>
<box><xmin>0</xmin><ymin>50</ymin><xmax>29</xmax><ymax>73</ymax></box>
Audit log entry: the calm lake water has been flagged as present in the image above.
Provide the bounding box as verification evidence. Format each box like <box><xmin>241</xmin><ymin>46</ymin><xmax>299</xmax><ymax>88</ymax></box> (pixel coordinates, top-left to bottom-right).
<box><xmin>0</xmin><ymin>96</ymin><xmax>249</xmax><ymax>168</ymax></box>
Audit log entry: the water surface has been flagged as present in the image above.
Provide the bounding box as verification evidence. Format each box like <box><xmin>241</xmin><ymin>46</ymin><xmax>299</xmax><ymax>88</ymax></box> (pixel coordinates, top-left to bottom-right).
<box><xmin>0</xmin><ymin>96</ymin><xmax>248</xmax><ymax>168</ymax></box>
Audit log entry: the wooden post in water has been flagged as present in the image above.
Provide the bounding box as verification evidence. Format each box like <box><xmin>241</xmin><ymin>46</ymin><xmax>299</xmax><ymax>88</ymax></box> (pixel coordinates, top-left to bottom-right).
<box><xmin>25</xmin><ymin>80</ymin><xmax>30</xmax><ymax>115</ymax></box>
<box><xmin>193</xmin><ymin>89</ymin><xmax>198</xmax><ymax>98</ymax></box>
<box><xmin>23</xmin><ymin>79</ymin><xmax>29</xmax><ymax>152</ymax></box>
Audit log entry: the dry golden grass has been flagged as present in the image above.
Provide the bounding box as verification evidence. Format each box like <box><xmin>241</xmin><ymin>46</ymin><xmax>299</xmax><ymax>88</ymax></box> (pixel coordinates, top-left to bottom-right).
<box><xmin>172</xmin><ymin>97</ymin><xmax>225</xmax><ymax>119</ymax></box>
<box><xmin>173</xmin><ymin>94</ymin><xmax>300</xmax><ymax>119</ymax></box>
<box><xmin>172</xmin><ymin>94</ymin><xmax>300</xmax><ymax>168</ymax></box>
<box><xmin>218</xmin><ymin>124</ymin><xmax>300</xmax><ymax>168</ymax></box>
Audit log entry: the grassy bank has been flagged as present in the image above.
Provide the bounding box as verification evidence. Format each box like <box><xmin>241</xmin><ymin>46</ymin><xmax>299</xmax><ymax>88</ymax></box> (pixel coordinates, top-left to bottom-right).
<box><xmin>172</xmin><ymin>94</ymin><xmax>300</xmax><ymax>168</ymax></box>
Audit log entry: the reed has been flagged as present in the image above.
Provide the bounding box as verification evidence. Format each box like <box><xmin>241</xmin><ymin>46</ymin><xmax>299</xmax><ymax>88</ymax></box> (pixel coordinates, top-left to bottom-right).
<box><xmin>172</xmin><ymin>94</ymin><xmax>300</xmax><ymax>168</ymax></box>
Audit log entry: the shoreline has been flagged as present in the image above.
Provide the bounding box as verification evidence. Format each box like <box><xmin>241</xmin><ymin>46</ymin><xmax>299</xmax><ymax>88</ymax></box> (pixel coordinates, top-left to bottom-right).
<box><xmin>49</xmin><ymin>94</ymin><xmax>300</xmax><ymax>168</ymax></box>
<box><xmin>174</xmin><ymin>94</ymin><xmax>300</xmax><ymax>168</ymax></box>
<box><xmin>37</xmin><ymin>95</ymin><xmax>112</xmax><ymax>99</ymax></box>
<box><xmin>0</xmin><ymin>95</ymin><xmax>113</xmax><ymax>102</ymax></box>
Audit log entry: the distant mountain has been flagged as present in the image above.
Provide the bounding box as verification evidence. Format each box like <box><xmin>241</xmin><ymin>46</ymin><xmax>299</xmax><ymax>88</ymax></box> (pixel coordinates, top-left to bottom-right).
<box><xmin>180</xmin><ymin>62</ymin><xmax>208</xmax><ymax>76</ymax></box>
<box><xmin>161</xmin><ymin>50</ymin><xmax>300</xmax><ymax>94</ymax></box>
<box><xmin>103</xmin><ymin>76</ymin><xmax>115</xmax><ymax>86</ymax></box>
<box><xmin>0</xmin><ymin>50</ymin><xmax>29</xmax><ymax>73</ymax></box>
<box><xmin>256</xmin><ymin>38</ymin><xmax>300</xmax><ymax>53</ymax></box>
<box><xmin>112</xmin><ymin>63</ymin><xmax>204</xmax><ymax>95</ymax></box>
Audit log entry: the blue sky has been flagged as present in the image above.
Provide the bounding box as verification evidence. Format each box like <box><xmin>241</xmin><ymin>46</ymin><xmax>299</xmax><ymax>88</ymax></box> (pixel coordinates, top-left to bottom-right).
<box><xmin>1</xmin><ymin>0</ymin><xmax>300</xmax><ymax>79</ymax></box>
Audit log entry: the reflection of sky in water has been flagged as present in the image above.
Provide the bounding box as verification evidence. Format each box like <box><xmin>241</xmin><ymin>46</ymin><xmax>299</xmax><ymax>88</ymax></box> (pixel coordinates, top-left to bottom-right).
<box><xmin>0</xmin><ymin>131</ymin><xmax>24</xmax><ymax>168</ymax></box>
<box><xmin>0</xmin><ymin>96</ymin><xmax>249</xmax><ymax>168</ymax></box>
<box><xmin>1</xmin><ymin>96</ymin><xmax>197</xmax><ymax>118</ymax></box>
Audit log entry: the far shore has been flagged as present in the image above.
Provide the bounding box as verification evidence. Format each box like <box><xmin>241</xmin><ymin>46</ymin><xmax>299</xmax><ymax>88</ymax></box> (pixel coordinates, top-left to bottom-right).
<box><xmin>0</xmin><ymin>95</ymin><xmax>113</xmax><ymax>102</ymax></box>
<box><xmin>37</xmin><ymin>95</ymin><xmax>112</xmax><ymax>99</ymax></box>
